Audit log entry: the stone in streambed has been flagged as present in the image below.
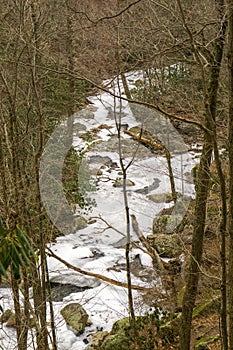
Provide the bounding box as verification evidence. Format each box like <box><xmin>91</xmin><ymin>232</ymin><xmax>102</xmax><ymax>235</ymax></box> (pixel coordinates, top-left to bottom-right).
<box><xmin>148</xmin><ymin>192</ymin><xmax>174</xmax><ymax>203</ymax></box>
<box><xmin>49</xmin><ymin>282</ymin><xmax>91</xmax><ymax>302</ymax></box>
<box><xmin>113</xmin><ymin>178</ymin><xmax>135</xmax><ymax>187</ymax></box>
<box><xmin>74</xmin><ymin>215</ymin><xmax>88</xmax><ymax>230</ymax></box>
<box><xmin>136</xmin><ymin>178</ymin><xmax>160</xmax><ymax>194</ymax></box>
<box><xmin>60</xmin><ymin>303</ymin><xmax>90</xmax><ymax>335</ymax></box>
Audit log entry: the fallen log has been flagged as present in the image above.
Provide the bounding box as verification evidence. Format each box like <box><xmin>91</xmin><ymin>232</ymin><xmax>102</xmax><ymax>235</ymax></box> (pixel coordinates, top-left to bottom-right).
<box><xmin>124</xmin><ymin>128</ymin><xmax>164</xmax><ymax>152</ymax></box>
<box><xmin>124</xmin><ymin>126</ymin><xmax>177</xmax><ymax>203</ymax></box>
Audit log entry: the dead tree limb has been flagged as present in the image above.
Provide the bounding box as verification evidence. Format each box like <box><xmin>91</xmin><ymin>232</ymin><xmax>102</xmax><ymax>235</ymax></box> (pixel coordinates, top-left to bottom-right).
<box><xmin>131</xmin><ymin>214</ymin><xmax>165</xmax><ymax>273</ymax></box>
<box><xmin>46</xmin><ymin>247</ymin><xmax>152</xmax><ymax>292</ymax></box>
<box><xmin>124</xmin><ymin>129</ymin><xmax>164</xmax><ymax>152</ymax></box>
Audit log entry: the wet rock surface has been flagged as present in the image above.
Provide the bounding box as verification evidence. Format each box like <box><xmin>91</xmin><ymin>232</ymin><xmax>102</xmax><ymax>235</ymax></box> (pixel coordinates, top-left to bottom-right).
<box><xmin>49</xmin><ymin>282</ymin><xmax>92</xmax><ymax>302</ymax></box>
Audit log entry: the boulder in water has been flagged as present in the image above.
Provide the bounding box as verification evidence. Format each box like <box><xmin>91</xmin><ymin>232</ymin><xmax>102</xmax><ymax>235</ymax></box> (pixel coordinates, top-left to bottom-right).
<box><xmin>113</xmin><ymin>178</ymin><xmax>135</xmax><ymax>187</ymax></box>
<box><xmin>60</xmin><ymin>303</ymin><xmax>89</xmax><ymax>335</ymax></box>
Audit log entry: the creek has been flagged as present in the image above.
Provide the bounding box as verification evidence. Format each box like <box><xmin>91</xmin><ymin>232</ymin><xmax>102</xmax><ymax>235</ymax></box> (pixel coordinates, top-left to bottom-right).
<box><xmin>0</xmin><ymin>71</ymin><xmax>198</xmax><ymax>350</ymax></box>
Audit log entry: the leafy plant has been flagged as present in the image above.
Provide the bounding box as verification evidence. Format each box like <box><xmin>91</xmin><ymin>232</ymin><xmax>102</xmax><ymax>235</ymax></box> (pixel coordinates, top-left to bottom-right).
<box><xmin>0</xmin><ymin>219</ymin><xmax>36</xmax><ymax>281</ymax></box>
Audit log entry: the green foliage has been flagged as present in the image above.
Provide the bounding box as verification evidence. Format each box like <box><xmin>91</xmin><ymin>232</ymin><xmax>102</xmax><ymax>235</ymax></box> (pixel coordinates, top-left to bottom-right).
<box><xmin>0</xmin><ymin>219</ymin><xmax>36</xmax><ymax>281</ymax></box>
<box><xmin>80</xmin><ymin>131</ymin><xmax>94</xmax><ymax>142</ymax></box>
<box><xmin>43</xmin><ymin>70</ymin><xmax>91</xmax><ymax>126</ymax></box>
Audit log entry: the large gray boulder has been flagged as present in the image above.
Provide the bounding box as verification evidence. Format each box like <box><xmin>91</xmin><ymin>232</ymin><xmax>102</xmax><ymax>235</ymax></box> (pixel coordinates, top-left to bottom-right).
<box><xmin>60</xmin><ymin>303</ymin><xmax>89</xmax><ymax>334</ymax></box>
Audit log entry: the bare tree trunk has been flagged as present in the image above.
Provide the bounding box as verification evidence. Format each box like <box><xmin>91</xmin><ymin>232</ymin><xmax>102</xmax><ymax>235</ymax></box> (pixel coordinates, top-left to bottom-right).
<box><xmin>216</xmin><ymin>138</ymin><xmax>228</xmax><ymax>350</ymax></box>
<box><xmin>1</xmin><ymin>32</ymin><xmax>29</xmax><ymax>349</ymax></box>
<box><xmin>227</xmin><ymin>1</ymin><xmax>233</xmax><ymax>348</ymax></box>
<box><xmin>178</xmin><ymin>0</ymin><xmax>225</xmax><ymax>348</ymax></box>
<box><xmin>11</xmin><ymin>274</ymin><xmax>26</xmax><ymax>350</ymax></box>
<box><xmin>45</xmin><ymin>258</ymin><xmax>58</xmax><ymax>350</ymax></box>
<box><xmin>115</xmin><ymin>93</ymin><xmax>135</xmax><ymax>324</ymax></box>
<box><xmin>180</xmin><ymin>133</ymin><xmax>212</xmax><ymax>349</ymax></box>
<box><xmin>208</xmin><ymin>1</ymin><xmax>228</xmax><ymax>346</ymax></box>
<box><xmin>30</xmin><ymin>2</ymin><xmax>49</xmax><ymax>348</ymax></box>
<box><xmin>65</xmin><ymin>0</ymin><xmax>75</xmax><ymax>148</ymax></box>
<box><xmin>164</xmin><ymin>148</ymin><xmax>177</xmax><ymax>203</ymax></box>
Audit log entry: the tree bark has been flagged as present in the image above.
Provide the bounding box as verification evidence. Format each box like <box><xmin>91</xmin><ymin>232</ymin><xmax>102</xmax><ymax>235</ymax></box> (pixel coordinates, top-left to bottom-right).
<box><xmin>228</xmin><ymin>1</ymin><xmax>233</xmax><ymax>348</ymax></box>
<box><xmin>180</xmin><ymin>133</ymin><xmax>212</xmax><ymax>349</ymax></box>
<box><xmin>179</xmin><ymin>0</ymin><xmax>225</xmax><ymax>348</ymax></box>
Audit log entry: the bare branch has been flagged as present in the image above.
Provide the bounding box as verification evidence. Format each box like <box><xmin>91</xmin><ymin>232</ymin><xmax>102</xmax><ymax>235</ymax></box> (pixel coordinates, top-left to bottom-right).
<box><xmin>68</xmin><ymin>0</ymin><xmax>143</xmax><ymax>24</ymax></box>
<box><xmin>0</xmin><ymin>57</ymin><xmax>209</xmax><ymax>132</ymax></box>
<box><xmin>46</xmin><ymin>247</ymin><xmax>152</xmax><ymax>292</ymax></box>
<box><xmin>131</xmin><ymin>214</ymin><xmax>165</xmax><ymax>273</ymax></box>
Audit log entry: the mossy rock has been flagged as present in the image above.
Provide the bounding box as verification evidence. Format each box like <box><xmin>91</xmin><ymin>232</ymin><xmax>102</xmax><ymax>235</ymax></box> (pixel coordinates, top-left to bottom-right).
<box><xmin>153</xmin><ymin>214</ymin><xmax>183</xmax><ymax>234</ymax></box>
<box><xmin>110</xmin><ymin>316</ymin><xmax>153</xmax><ymax>335</ymax></box>
<box><xmin>90</xmin><ymin>313</ymin><xmax>182</xmax><ymax>350</ymax></box>
<box><xmin>101</xmin><ymin>334</ymin><xmax>130</xmax><ymax>350</ymax></box>
<box><xmin>60</xmin><ymin>303</ymin><xmax>89</xmax><ymax>334</ymax></box>
<box><xmin>147</xmin><ymin>233</ymin><xmax>182</xmax><ymax>258</ymax></box>
<box><xmin>88</xmin><ymin>331</ymin><xmax>109</xmax><ymax>349</ymax></box>
<box><xmin>110</xmin><ymin>317</ymin><xmax>131</xmax><ymax>334</ymax></box>
<box><xmin>74</xmin><ymin>216</ymin><xmax>88</xmax><ymax>231</ymax></box>
<box><xmin>102</xmin><ymin>316</ymin><xmax>159</xmax><ymax>350</ymax></box>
